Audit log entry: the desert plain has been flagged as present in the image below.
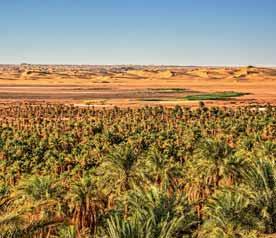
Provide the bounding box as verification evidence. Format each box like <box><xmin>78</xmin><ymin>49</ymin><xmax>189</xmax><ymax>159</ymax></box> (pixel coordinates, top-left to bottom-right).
<box><xmin>0</xmin><ymin>64</ymin><xmax>275</xmax><ymax>107</ymax></box>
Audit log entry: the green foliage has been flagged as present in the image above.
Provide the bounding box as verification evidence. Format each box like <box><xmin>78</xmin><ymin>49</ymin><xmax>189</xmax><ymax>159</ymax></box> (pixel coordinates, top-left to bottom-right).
<box><xmin>149</xmin><ymin>88</ymin><xmax>188</xmax><ymax>93</ymax></box>
<box><xmin>198</xmin><ymin>188</ymin><xmax>262</xmax><ymax>238</ymax></box>
<box><xmin>184</xmin><ymin>91</ymin><xmax>249</xmax><ymax>101</ymax></box>
<box><xmin>106</xmin><ymin>186</ymin><xmax>198</xmax><ymax>238</ymax></box>
<box><xmin>0</xmin><ymin>104</ymin><xmax>274</xmax><ymax>237</ymax></box>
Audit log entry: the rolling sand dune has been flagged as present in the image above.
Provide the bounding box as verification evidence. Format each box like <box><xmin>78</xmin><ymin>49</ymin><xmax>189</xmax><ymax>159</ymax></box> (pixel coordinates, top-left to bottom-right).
<box><xmin>127</xmin><ymin>69</ymin><xmax>174</xmax><ymax>79</ymax></box>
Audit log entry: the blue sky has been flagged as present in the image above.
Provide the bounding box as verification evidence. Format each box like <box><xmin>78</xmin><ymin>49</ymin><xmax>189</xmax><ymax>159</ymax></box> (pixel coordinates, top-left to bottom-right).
<box><xmin>1</xmin><ymin>0</ymin><xmax>276</xmax><ymax>65</ymax></box>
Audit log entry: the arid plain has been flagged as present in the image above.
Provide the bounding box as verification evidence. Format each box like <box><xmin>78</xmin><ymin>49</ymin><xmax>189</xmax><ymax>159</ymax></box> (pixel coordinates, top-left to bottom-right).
<box><xmin>0</xmin><ymin>64</ymin><xmax>275</xmax><ymax>107</ymax></box>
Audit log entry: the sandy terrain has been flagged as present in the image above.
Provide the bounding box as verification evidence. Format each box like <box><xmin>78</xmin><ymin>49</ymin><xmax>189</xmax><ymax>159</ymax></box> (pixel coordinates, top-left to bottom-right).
<box><xmin>0</xmin><ymin>64</ymin><xmax>275</xmax><ymax>107</ymax></box>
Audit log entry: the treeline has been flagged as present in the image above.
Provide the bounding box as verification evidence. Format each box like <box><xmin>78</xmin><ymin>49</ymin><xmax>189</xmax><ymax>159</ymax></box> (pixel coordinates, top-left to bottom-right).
<box><xmin>0</xmin><ymin>104</ymin><xmax>275</xmax><ymax>238</ymax></box>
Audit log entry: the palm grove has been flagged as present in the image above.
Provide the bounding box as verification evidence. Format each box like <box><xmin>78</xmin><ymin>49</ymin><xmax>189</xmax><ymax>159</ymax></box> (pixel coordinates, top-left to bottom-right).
<box><xmin>0</xmin><ymin>103</ymin><xmax>275</xmax><ymax>238</ymax></box>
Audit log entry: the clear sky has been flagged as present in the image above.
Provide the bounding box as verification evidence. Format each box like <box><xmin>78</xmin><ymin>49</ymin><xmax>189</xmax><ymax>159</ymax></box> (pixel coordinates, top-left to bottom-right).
<box><xmin>1</xmin><ymin>0</ymin><xmax>276</xmax><ymax>65</ymax></box>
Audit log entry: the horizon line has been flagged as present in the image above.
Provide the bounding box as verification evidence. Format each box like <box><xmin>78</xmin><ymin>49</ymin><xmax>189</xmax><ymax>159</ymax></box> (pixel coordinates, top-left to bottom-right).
<box><xmin>0</xmin><ymin>63</ymin><xmax>276</xmax><ymax>68</ymax></box>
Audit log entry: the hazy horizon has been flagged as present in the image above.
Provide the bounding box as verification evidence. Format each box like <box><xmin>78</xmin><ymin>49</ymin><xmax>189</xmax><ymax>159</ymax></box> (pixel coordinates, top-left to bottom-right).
<box><xmin>1</xmin><ymin>0</ymin><xmax>276</xmax><ymax>65</ymax></box>
<box><xmin>2</xmin><ymin>63</ymin><xmax>276</xmax><ymax>68</ymax></box>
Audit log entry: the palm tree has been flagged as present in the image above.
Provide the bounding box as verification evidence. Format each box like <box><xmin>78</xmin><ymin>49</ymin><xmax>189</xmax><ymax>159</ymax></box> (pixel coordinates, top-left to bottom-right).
<box><xmin>133</xmin><ymin>186</ymin><xmax>198</xmax><ymax>237</ymax></box>
<box><xmin>65</xmin><ymin>175</ymin><xmax>105</xmax><ymax>236</ymax></box>
<box><xmin>0</xmin><ymin>191</ymin><xmax>62</xmax><ymax>238</ymax></box>
<box><xmin>9</xmin><ymin>175</ymin><xmax>64</xmax><ymax>237</ymax></box>
<box><xmin>184</xmin><ymin>138</ymin><xmax>247</xmax><ymax>216</ymax></box>
<box><xmin>16</xmin><ymin>175</ymin><xmax>61</xmax><ymax>201</ymax></box>
<box><xmin>143</xmin><ymin>147</ymin><xmax>183</xmax><ymax>191</ymax></box>
<box><xmin>106</xmin><ymin>214</ymin><xmax>145</xmax><ymax>238</ymax></box>
<box><xmin>97</xmin><ymin>144</ymin><xmax>144</xmax><ymax>217</ymax></box>
<box><xmin>242</xmin><ymin>158</ymin><xmax>276</xmax><ymax>234</ymax></box>
<box><xmin>197</xmin><ymin>188</ymin><xmax>261</xmax><ymax>238</ymax></box>
<box><xmin>0</xmin><ymin>187</ymin><xmax>24</xmax><ymax>237</ymax></box>
<box><xmin>106</xmin><ymin>186</ymin><xmax>198</xmax><ymax>238</ymax></box>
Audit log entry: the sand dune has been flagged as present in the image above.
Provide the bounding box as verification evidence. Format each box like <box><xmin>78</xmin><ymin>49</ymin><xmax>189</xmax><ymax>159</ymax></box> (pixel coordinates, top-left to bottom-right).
<box><xmin>127</xmin><ymin>69</ymin><xmax>173</xmax><ymax>78</ymax></box>
<box><xmin>183</xmin><ymin>66</ymin><xmax>276</xmax><ymax>80</ymax></box>
<box><xmin>1</xmin><ymin>65</ymin><xmax>276</xmax><ymax>82</ymax></box>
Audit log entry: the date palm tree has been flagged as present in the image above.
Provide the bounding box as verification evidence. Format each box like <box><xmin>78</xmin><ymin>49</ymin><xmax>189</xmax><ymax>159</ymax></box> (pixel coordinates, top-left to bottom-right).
<box><xmin>65</xmin><ymin>175</ymin><xmax>105</xmax><ymax>236</ymax></box>
<box><xmin>97</xmin><ymin>144</ymin><xmax>145</xmax><ymax>217</ymax></box>
<box><xmin>184</xmin><ymin>138</ymin><xmax>248</xmax><ymax>216</ymax></box>
<box><xmin>197</xmin><ymin>188</ymin><xmax>261</xmax><ymax>238</ymax></box>
<box><xmin>106</xmin><ymin>186</ymin><xmax>198</xmax><ymax>238</ymax></box>
<box><xmin>242</xmin><ymin>158</ymin><xmax>276</xmax><ymax>234</ymax></box>
<box><xmin>9</xmin><ymin>175</ymin><xmax>64</xmax><ymax>237</ymax></box>
<box><xmin>143</xmin><ymin>147</ymin><xmax>183</xmax><ymax>191</ymax></box>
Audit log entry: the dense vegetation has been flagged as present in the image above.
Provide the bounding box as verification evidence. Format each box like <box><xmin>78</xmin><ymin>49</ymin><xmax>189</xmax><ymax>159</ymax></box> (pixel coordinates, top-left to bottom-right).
<box><xmin>0</xmin><ymin>103</ymin><xmax>275</xmax><ymax>238</ymax></box>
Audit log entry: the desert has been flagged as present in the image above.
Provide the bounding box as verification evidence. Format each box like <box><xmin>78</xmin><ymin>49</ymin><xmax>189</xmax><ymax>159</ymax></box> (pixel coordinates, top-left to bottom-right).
<box><xmin>0</xmin><ymin>64</ymin><xmax>275</xmax><ymax>107</ymax></box>
<box><xmin>1</xmin><ymin>1</ymin><xmax>276</xmax><ymax>237</ymax></box>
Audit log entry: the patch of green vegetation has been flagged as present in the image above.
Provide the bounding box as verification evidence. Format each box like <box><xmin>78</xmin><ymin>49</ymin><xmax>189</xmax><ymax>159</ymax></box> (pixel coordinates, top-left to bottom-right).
<box><xmin>149</xmin><ymin>88</ymin><xmax>187</xmax><ymax>93</ymax></box>
<box><xmin>184</xmin><ymin>91</ymin><xmax>249</xmax><ymax>101</ymax></box>
<box><xmin>139</xmin><ymin>98</ymin><xmax>164</xmax><ymax>101</ymax></box>
<box><xmin>84</xmin><ymin>99</ymin><xmax>107</xmax><ymax>105</ymax></box>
